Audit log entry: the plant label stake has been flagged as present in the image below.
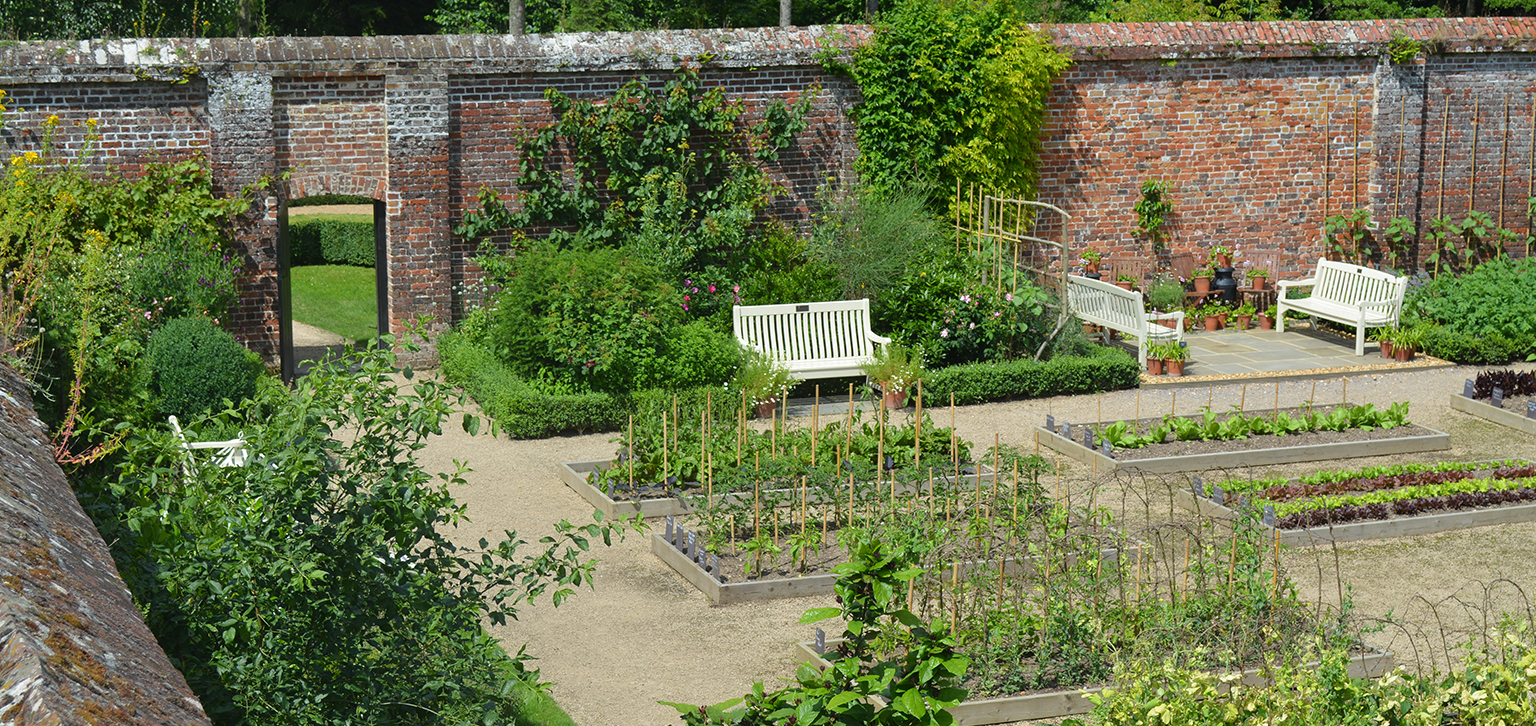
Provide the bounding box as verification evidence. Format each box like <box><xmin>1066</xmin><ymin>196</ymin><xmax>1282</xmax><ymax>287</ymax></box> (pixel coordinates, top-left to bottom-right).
<box><xmin>1100</xmin><ymin>440</ymin><xmax>1112</xmax><ymax>459</ymax></box>
<box><xmin>687</xmin><ymin>530</ymin><xmax>698</xmax><ymax>561</ymax></box>
<box><xmin>665</xmin><ymin>516</ymin><xmax>674</xmax><ymax>541</ymax></box>
<box><xmin>1060</xmin><ymin>422</ymin><xmax>1070</xmax><ymax>440</ymax></box>
<box><xmin>1263</xmin><ymin>505</ymin><xmax>1277</xmax><ymax>528</ymax></box>
<box><xmin>1527</xmin><ymin>401</ymin><xmax>1536</xmax><ymax>420</ymax></box>
<box><xmin>1212</xmin><ymin>486</ymin><xmax>1225</xmax><ymax>506</ymax></box>
<box><xmin>1046</xmin><ymin>414</ymin><xmax>1055</xmax><ymax>431</ymax></box>
<box><xmin>814</xmin><ymin>628</ymin><xmax>826</xmax><ymax>655</ymax></box>
<box><xmin>1464</xmin><ymin>379</ymin><xmax>1476</xmax><ymax>398</ymax></box>
<box><xmin>1493</xmin><ymin>387</ymin><xmax>1506</xmax><ymax>409</ymax></box>
<box><xmin>1192</xmin><ymin>475</ymin><xmax>1203</xmax><ymax>497</ymax></box>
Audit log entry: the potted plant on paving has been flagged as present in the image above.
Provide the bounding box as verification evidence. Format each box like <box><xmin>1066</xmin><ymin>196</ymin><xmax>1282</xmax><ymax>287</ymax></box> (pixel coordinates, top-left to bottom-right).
<box><xmin>1200</xmin><ymin>301</ymin><xmax>1229</xmax><ymax>331</ymax></box>
<box><xmin>1371</xmin><ymin>328</ymin><xmax>1396</xmax><ymax>359</ymax></box>
<box><xmin>733</xmin><ymin>350</ymin><xmax>793</xmax><ymax>419</ymax></box>
<box><xmin>1115</xmin><ymin>273</ymin><xmax>1137</xmax><ymax>291</ymax></box>
<box><xmin>1259</xmin><ymin>303</ymin><xmax>1277</xmax><ymax>330</ymax></box>
<box><xmin>861</xmin><ymin>343</ymin><xmax>925</xmax><ymax>410</ymax></box>
<box><xmin>1234</xmin><ymin>301</ymin><xmax>1256</xmax><ymax>330</ymax></box>
<box><xmin>1392</xmin><ymin>326</ymin><xmax>1428</xmax><ymax>362</ymax></box>
<box><xmin>1210</xmin><ymin>244</ymin><xmax>1233</xmax><ymax>269</ymax></box>
<box><xmin>1144</xmin><ymin>342</ymin><xmax>1164</xmax><ymax>375</ymax></box>
<box><xmin>1156</xmin><ymin>341</ymin><xmax>1189</xmax><ymax>376</ymax></box>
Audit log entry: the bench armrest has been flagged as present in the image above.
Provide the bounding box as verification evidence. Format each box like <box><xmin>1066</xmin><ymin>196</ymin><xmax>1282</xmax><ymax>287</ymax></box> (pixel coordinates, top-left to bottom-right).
<box><xmin>866</xmin><ymin>330</ymin><xmax>892</xmax><ymax>346</ymax></box>
<box><xmin>1276</xmin><ymin>277</ymin><xmax>1315</xmax><ymax>291</ymax></box>
<box><xmin>1147</xmin><ymin>310</ymin><xmax>1184</xmax><ymax>323</ymax></box>
<box><xmin>1357</xmin><ymin>298</ymin><xmax>1400</xmax><ymax>311</ymax></box>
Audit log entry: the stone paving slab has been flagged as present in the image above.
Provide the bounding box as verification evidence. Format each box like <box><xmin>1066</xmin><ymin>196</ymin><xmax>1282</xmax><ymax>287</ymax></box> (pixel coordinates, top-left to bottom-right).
<box><xmin>1134</xmin><ymin>327</ymin><xmax>1453</xmax><ymax>387</ymax></box>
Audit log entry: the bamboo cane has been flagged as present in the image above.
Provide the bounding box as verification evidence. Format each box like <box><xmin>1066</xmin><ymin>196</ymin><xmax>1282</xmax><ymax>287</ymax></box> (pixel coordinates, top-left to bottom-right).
<box><xmin>1228</xmin><ymin>528</ymin><xmax>1238</xmax><ymax>592</ymax></box>
<box><xmin>628</xmin><ymin>414</ymin><xmax>634</xmax><ymax>489</ymax></box>
<box><xmin>1440</xmin><ymin>94</ymin><xmax>1450</xmax><ymax>222</ymax></box>
<box><xmin>1470</xmin><ymin>97</ymin><xmax>1480</xmax><ymax>213</ymax></box>
<box><xmin>915</xmin><ymin>379</ymin><xmax>923</xmax><ymax>470</ymax></box>
<box><xmin>812</xmin><ymin>384</ymin><xmax>819</xmax><ymax>468</ymax></box>
<box><xmin>673</xmin><ymin>394</ymin><xmax>679</xmax><ymax>457</ymax></box>
<box><xmin>1396</xmin><ymin>98</ymin><xmax>1406</xmax><ymax>220</ymax></box>
<box><xmin>1272</xmin><ymin>528</ymin><xmax>1281</xmax><ymax>600</ymax></box>
<box><xmin>1240</xmin><ymin>384</ymin><xmax>1246</xmax><ymax>412</ymax></box>
<box><xmin>1502</xmin><ymin>95</ymin><xmax>1510</xmax><ymax>229</ymax></box>
<box><xmin>1182</xmin><ymin>538</ymin><xmax>1191</xmax><ymax>595</ymax></box>
<box><xmin>738</xmin><ymin>390</ymin><xmax>744</xmax><ymax>467</ymax></box>
<box><xmin>662</xmin><ymin>410</ymin><xmax>669</xmax><ymax>482</ymax></box>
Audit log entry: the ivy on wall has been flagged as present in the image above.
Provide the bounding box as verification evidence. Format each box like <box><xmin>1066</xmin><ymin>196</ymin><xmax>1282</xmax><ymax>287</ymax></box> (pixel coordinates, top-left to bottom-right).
<box><xmin>844</xmin><ymin>0</ymin><xmax>1071</xmax><ymax>214</ymax></box>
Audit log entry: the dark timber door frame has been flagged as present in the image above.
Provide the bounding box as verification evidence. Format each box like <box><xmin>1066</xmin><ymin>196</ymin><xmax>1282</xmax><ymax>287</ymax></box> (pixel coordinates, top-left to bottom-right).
<box><xmin>374</xmin><ymin>199</ymin><xmax>388</xmax><ymax>344</ymax></box>
<box><xmin>278</xmin><ymin>205</ymin><xmax>295</xmax><ymax>383</ymax></box>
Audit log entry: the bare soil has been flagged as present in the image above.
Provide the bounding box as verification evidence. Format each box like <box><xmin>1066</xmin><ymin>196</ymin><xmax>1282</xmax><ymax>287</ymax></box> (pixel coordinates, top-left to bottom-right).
<box><xmin>416</xmin><ymin>362</ymin><xmax>1536</xmax><ymax>726</ymax></box>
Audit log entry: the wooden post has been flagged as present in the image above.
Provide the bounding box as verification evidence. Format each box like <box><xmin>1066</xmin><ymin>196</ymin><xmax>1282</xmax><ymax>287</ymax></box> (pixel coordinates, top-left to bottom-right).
<box><xmin>914</xmin><ymin>379</ymin><xmax>923</xmax><ymax>470</ymax></box>
<box><xmin>1272</xmin><ymin>527</ymin><xmax>1281</xmax><ymax>601</ymax></box>
<box><xmin>1135</xmin><ymin>388</ymin><xmax>1140</xmax><ymax>423</ymax></box>
<box><xmin>1182</xmin><ymin>538</ymin><xmax>1191</xmax><ymax>595</ymax></box>
<box><xmin>1228</xmin><ymin>528</ymin><xmax>1238</xmax><ymax>592</ymax></box>
<box><xmin>628</xmin><ymin>415</ymin><xmax>634</xmax><ymax>489</ymax></box>
<box><xmin>1396</xmin><ymin>99</ymin><xmax>1406</xmax><ymax>220</ymax></box>
<box><xmin>812</xmin><ymin>384</ymin><xmax>819</xmax><ymax>468</ymax></box>
<box><xmin>1342</xmin><ymin>377</ymin><xmax>1347</xmax><ymax>405</ymax></box>
<box><xmin>1274</xmin><ymin>381</ymin><xmax>1280</xmax><ymax>415</ymax></box>
<box><xmin>1171</xmin><ymin>388</ymin><xmax>1177</xmax><ymax>417</ymax></box>
<box><xmin>1240</xmin><ymin>384</ymin><xmax>1246</xmax><ymax>412</ymax></box>
<box><xmin>673</xmin><ymin>394</ymin><xmax>679</xmax><ymax>458</ymax></box>
<box><xmin>992</xmin><ymin>433</ymin><xmax>1000</xmax><ymax>507</ymax></box>
<box><xmin>662</xmin><ymin>410</ymin><xmax>669</xmax><ymax>482</ymax></box>
<box><xmin>738</xmin><ymin>390</ymin><xmax>745</xmax><ymax>467</ymax></box>
<box><xmin>1502</xmin><ymin>95</ymin><xmax>1510</xmax><ymax>230</ymax></box>
<box><xmin>1469</xmin><ymin>97</ymin><xmax>1480</xmax><ymax>213</ymax></box>
<box><xmin>1440</xmin><ymin>94</ymin><xmax>1450</xmax><ymax>222</ymax></box>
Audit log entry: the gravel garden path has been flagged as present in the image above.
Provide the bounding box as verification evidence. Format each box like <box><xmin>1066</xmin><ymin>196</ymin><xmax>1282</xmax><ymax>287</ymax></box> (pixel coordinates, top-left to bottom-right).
<box><xmin>415</xmin><ymin>362</ymin><xmax>1536</xmax><ymax>726</ymax></box>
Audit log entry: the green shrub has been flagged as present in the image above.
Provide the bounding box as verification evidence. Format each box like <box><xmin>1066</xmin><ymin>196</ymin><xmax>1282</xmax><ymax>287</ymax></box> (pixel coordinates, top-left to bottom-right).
<box><xmin>439</xmin><ymin>332</ymin><xmax>627</xmax><ymax>439</ymax></box>
<box><xmin>1406</xmin><ymin>257</ymin><xmax>1536</xmax><ymax>339</ymax></box>
<box><xmin>289</xmin><ymin>218</ymin><xmax>375</xmax><ymax>267</ymax></box>
<box><xmin>921</xmin><ymin>347</ymin><xmax>1140</xmax><ymax>405</ymax></box>
<box><xmin>148</xmin><ymin>316</ymin><xmax>264</xmax><ymax>419</ymax></box>
<box><xmin>1420</xmin><ymin>325</ymin><xmax>1534</xmax><ymax>365</ymax></box>
<box><xmin>128</xmin><ymin>226</ymin><xmax>241</xmax><ymax>323</ymax></box>
<box><xmin>658</xmin><ymin>320</ymin><xmax>743</xmax><ymax>390</ymax></box>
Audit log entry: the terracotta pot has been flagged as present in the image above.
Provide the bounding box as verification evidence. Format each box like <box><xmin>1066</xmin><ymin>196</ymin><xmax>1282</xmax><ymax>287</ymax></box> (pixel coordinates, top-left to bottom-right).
<box><xmin>1115</xmin><ymin>280</ymin><xmax>1134</xmax><ymax>291</ymax></box>
<box><xmin>1147</xmin><ymin>358</ymin><xmax>1165</xmax><ymax>376</ymax></box>
<box><xmin>1203</xmin><ymin>315</ymin><xmax>1220</xmax><ymax>332</ymax></box>
<box><xmin>1193</xmin><ymin>277</ymin><xmax>1211</xmax><ymax>294</ymax></box>
<box><xmin>1216</xmin><ymin>254</ymin><xmax>1232</xmax><ymax>268</ymax></box>
<box><xmin>1380</xmin><ymin>341</ymin><xmax>1396</xmax><ymax>359</ymax></box>
<box><xmin>755</xmin><ymin>400</ymin><xmax>778</xmax><ymax>419</ymax></box>
<box><xmin>1258</xmin><ymin>315</ymin><xmax>1274</xmax><ymax>331</ymax></box>
<box><xmin>1083</xmin><ymin>322</ymin><xmax>1098</xmax><ymax>336</ymax></box>
<box><xmin>883</xmin><ymin>388</ymin><xmax>907</xmax><ymax>410</ymax></box>
<box><xmin>1393</xmin><ymin>346</ymin><xmax>1415</xmax><ymax>362</ymax></box>
<box><xmin>1237</xmin><ymin>314</ymin><xmax>1252</xmax><ymax>330</ymax></box>
<box><xmin>1085</xmin><ymin>261</ymin><xmax>1100</xmax><ymax>275</ymax></box>
<box><xmin>1165</xmin><ymin>359</ymin><xmax>1185</xmax><ymax>376</ymax></box>
<box><xmin>1250</xmin><ymin>277</ymin><xmax>1268</xmax><ymax>291</ymax></box>
<box><xmin>1218</xmin><ymin>312</ymin><xmax>1230</xmax><ymax>328</ymax></box>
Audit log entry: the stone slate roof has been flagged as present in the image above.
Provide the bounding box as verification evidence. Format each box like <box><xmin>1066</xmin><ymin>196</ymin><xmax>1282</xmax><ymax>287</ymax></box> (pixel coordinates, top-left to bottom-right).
<box><xmin>0</xmin><ymin>365</ymin><xmax>210</xmax><ymax>725</ymax></box>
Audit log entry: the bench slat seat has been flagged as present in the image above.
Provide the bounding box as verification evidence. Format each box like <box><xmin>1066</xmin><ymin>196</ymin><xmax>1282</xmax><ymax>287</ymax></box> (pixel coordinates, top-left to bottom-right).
<box><xmin>733</xmin><ymin>299</ymin><xmax>891</xmax><ymax>380</ymax></box>
<box><xmin>1276</xmin><ymin>260</ymin><xmax>1407</xmax><ymax>356</ymax></box>
<box><xmin>1067</xmin><ymin>275</ymin><xmax>1184</xmax><ymax>365</ymax></box>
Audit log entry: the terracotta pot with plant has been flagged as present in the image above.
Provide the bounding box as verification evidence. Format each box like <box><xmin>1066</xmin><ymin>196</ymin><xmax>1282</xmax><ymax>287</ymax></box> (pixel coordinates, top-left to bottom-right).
<box><xmin>1146</xmin><ymin>355</ymin><xmax>1165</xmax><ymax>376</ymax></box>
<box><xmin>732</xmin><ymin>350</ymin><xmax>792</xmax><ymax>419</ymax></box>
<box><xmin>1191</xmin><ymin>265</ymin><xmax>1213</xmax><ymax>294</ymax></box>
<box><xmin>1247</xmin><ymin>268</ymin><xmax>1270</xmax><ymax>291</ymax></box>
<box><xmin>1082</xmin><ymin>248</ymin><xmax>1102</xmax><ymax>276</ymax></box>
<box><xmin>1211</xmin><ymin>244</ymin><xmax>1233</xmax><ymax>269</ymax></box>
<box><xmin>1156</xmin><ymin>341</ymin><xmax>1189</xmax><ymax>376</ymax></box>
<box><xmin>861</xmin><ymin>343</ymin><xmax>925</xmax><ymax>410</ymax></box>
<box><xmin>1115</xmin><ymin>273</ymin><xmax>1136</xmax><ymax>291</ymax></box>
<box><xmin>1234</xmin><ymin>301</ymin><xmax>1256</xmax><ymax>330</ymax></box>
<box><xmin>1370</xmin><ymin>328</ymin><xmax>1395</xmax><ymax>359</ymax></box>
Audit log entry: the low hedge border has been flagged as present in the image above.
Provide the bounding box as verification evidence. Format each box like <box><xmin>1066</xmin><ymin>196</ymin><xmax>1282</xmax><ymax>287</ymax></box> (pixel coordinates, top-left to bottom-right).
<box><xmin>291</xmin><ymin>218</ymin><xmax>374</xmax><ymax>267</ymax></box>
<box><xmin>920</xmin><ymin>347</ymin><xmax>1141</xmax><ymax>406</ymax></box>
<box><xmin>441</xmin><ymin>334</ymin><xmax>1141</xmax><ymax>439</ymax></box>
<box><xmin>1420</xmin><ymin>325</ymin><xmax>1536</xmax><ymax>365</ymax></box>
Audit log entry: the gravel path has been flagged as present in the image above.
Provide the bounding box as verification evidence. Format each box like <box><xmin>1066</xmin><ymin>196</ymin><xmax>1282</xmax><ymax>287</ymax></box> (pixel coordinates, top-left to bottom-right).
<box><xmin>415</xmin><ymin>361</ymin><xmax>1536</xmax><ymax>726</ymax></box>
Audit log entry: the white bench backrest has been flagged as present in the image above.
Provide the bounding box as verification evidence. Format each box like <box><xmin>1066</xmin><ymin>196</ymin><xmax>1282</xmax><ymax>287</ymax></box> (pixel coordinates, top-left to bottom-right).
<box><xmin>733</xmin><ymin>299</ymin><xmax>878</xmax><ymax>363</ymax></box>
<box><xmin>1312</xmin><ymin>261</ymin><xmax>1406</xmax><ymax>306</ymax></box>
<box><xmin>1067</xmin><ymin>275</ymin><xmax>1145</xmax><ymax>330</ymax></box>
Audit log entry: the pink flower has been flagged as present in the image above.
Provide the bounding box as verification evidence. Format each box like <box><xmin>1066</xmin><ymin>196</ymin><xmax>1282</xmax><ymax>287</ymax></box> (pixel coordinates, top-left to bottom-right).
<box><xmin>709</xmin><ymin>284</ymin><xmax>716</xmax><ymax>293</ymax></box>
<box><xmin>684</xmin><ymin>295</ymin><xmax>690</xmax><ymax>301</ymax></box>
<box><xmin>940</xmin><ymin>329</ymin><xmax>949</xmax><ymax>338</ymax></box>
<box><xmin>144</xmin><ymin>311</ymin><xmax>151</xmax><ymax>319</ymax></box>
<box><xmin>1005</xmin><ymin>293</ymin><xmax>1013</xmax><ymax>302</ymax></box>
<box><xmin>993</xmin><ymin>311</ymin><xmax>1001</xmax><ymax>317</ymax></box>
<box><xmin>733</xmin><ymin>285</ymin><xmax>740</xmax><ymax>292</ymax></box>
<box><xmin>969</xmin><ymin>322</ymin><xmax>975</xmax><ymax>329</ymax></box>
<box><xmin>682</xmin><ymin>303</ymin><xmax>689</xmax><ymax>311</ymax></box>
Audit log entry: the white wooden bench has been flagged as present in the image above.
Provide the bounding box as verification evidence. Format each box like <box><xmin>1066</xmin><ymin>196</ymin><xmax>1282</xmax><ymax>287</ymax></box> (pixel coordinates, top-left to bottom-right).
<box><xmin>168</xmin><ymin>415</ymin><xmax>250</xmax><ymax>477</ymax></box>
<box><xmin>1066</xmin><ymin>275</ymin><xmax>1184</xmax><ymax>365</ymax></box>
<box><xmin>1277</xmin><ymin>260</ymin><xmax>1407</xmax><ymax>356</ymax></box>
<box><xmin>733</xmin><ymin>299</ymin><xmax>891</xmax><ymax>380</ymax></box>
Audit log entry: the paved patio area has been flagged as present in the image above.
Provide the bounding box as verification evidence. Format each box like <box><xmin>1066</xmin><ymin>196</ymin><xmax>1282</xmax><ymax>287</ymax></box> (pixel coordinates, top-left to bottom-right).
<box><xmin>1134</xmin><ymin>324</ymin><xmax>1453</xmax><ymax>387</ymax></box>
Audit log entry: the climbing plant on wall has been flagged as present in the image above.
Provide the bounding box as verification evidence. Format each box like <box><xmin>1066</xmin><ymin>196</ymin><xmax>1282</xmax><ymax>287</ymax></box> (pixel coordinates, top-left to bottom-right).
<box><xmin>844</xmin><ymin>0</ymin><xmax>1071</xmax><ymax>215</ymax></box>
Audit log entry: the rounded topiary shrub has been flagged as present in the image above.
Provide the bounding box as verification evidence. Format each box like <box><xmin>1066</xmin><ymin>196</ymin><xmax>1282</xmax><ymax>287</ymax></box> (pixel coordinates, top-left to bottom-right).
<box><xmin>149</xmin><ymin>316</ymin><xmax>264</xmax><ymax>419</ymax></box>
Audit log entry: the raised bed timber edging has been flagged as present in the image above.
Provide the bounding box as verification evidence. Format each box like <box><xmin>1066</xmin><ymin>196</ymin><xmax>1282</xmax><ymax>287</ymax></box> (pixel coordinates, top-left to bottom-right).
<box><xmin>1033</xmin><ymin>424</ymin><xmax>1451</xmax><ymax>475</ymax></box>
<box><xmin>653</xmin><ymin>523</ymin><xmax>1146</xmax><ymax>605</ymax></box>
<box><xmin>1449</xmin><ymin>394</ymin><xmax>1536</xmax><ymax>435</ymax></box>
<box><xmin>793</xmin><ymin>638</ymin><xmax>1393</xmax><ymax>725</ymax></box>
<box><xmin>560</xmin><ymin>459</ymin><xmax>995</xmax><ymax>519</ymax></box>
<box><xmin>1173</xmin><ymin>483</ymin><xmax>1536</xmax><ymax>547</ymax></box>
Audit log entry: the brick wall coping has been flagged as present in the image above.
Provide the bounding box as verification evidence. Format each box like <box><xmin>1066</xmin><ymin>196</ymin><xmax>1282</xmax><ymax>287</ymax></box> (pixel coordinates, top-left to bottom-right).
<box><xmin>2</xmin><ymin>18</ymin><xmax>1534</xmax><ymax>81</ymax></box>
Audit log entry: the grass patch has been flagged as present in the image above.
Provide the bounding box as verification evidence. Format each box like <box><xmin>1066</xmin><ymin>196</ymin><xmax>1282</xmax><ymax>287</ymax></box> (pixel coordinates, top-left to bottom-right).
<box><xmin>511</xmin><ymin>680</ymin><xmax>579</xmax><ymax>726</ymax></box>
<box><xmin>287</xmin><ymin>211</ymin><xmax>372</xmax><ymax>224</ymax></box>
<box><xmin>291</xmin><ymin>264</ymin><xmax>377</xmax><ymax>343</ymax></box>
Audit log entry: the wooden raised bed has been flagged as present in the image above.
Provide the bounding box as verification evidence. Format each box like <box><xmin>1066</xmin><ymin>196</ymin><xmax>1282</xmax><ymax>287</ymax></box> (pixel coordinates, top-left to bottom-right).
<box><xmin>1173</xmin><ymin>482</ymin><xmax>1536</xmax><ymax>547</ymax></box>
<box><xmin>560</xmin><ymin>459</ymin><xmax>994</xmax><ymax>519</ymax></box>
<box><xmin>1033</xmin><ymin>424</ymin><xmax>1451</xmax><ymax>475</ymax></box>
<box><xmin>1449</xmin><ymin>393</ymin><xmax>1536</xmax><ymax>435</ymax></box>
<box><xmin>653</xmin><ymin>522</ymin><xmax>1145</xmax><ymax>605</ymax></box>
<box><xmin>793</xmin><ymin>638</ymin><xmax>1393</xmax><ymax>725</ymax></box>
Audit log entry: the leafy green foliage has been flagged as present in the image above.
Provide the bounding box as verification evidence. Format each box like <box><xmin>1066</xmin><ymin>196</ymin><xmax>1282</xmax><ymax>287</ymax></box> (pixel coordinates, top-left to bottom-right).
<box><xmin>920</xmin><ymin>347</ymin><xmax>1141</xmax><ymax>405</ymax></box>
<box><xmin>1134</xmin><ymin>180</ymin><xmax>1174</xmax><ymax>252</ymax></box>
<box><xmin>438</xmin><ymin>331</ymin><xmax>629</xmax><ymax>438</ymax></box>
<box><xmin>128</xmin><ymin>226</ymin><xmax>242</xmax><ymax>323</ymax></box>
<box><xmin>289</xmin><ymin>218</ymin><xmax>375</xmax><ymax>267</ymax></box>
<box><xmin>146</xmin><ymin>315</ymin><xmax>263</xmax><ymax>420</ymax></box>
<box><xmin>106</xmin><ymin>337</ymin><xmax>641</xmax><ymax>724</ymax></box>
<box><xmin>810</xmin><ymin>185</ymin><xmax>938</xmax><ymax>308</ymax></box>
<box><xmin>1406</xmin><ymin>256</ymin><xmax>1536</xmax><ymax>341</ymax></box>
<box><xmin>846</xmin><ymin>0</ymin><xmax>1071</xmax><ymax>214</ymax></box>
<box><xmin>1096</xmin><ymin>403</ymin><xmax>1411</xmax><ymax>450</ymax></box>
<box><xmin>664</xmin><ymin>538</ymin><xmax>969</xmax><ymax>726</ymax></box>
<box><xmin>461</xmin><ymin>66</ymin><xmax>809</xmax><ymax>290</ymax></box>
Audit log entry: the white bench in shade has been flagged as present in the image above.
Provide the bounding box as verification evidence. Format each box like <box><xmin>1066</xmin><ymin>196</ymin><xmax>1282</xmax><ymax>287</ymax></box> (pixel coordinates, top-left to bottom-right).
<box><xmin>168</xmin><ymin>415</ymin><xmax>249</xmax><ymax>477</ymax></box>
<box><xmin>1066</xmin><ymin>274</ymin><xmax>1184</xmax><ymax>365</ymax></box>
<box><xmin>1277</xmin><ymin>260</ymin><xmax>1407</xmax><ymax>356</ymax></box>
<box><xmin>732</xmin><ymin>299</ymin><xmax>891</xmax><ymax>380</ymax></box>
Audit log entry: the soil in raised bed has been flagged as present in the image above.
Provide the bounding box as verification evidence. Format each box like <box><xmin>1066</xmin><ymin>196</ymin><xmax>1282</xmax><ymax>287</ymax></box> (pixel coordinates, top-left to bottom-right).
<box><xmin>1472</xmin><ymin>393</ymin><xmax>1535</xmax><ymax>417</ymax></box>
<box><xmin>1078</xmin><ymin>405</ymin><xmax>1438</xmax><ymax>462</ymax></box>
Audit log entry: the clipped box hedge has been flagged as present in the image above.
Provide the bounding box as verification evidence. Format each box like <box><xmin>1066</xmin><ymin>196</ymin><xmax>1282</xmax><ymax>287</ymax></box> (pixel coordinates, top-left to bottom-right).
<box><xmin>290</xmin><ymin>218</ymin><xmax>375</xmax><ymax>267</ymax></box>
<box><xmin>441</xmin><ymin>333</ymin><xmax>1141</xmax><ymax>439</ymax></box>
<box><xmin>920</xmin><ymin>347</ymin><xmax>1141</xmax><ymax>406</ymax></box>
